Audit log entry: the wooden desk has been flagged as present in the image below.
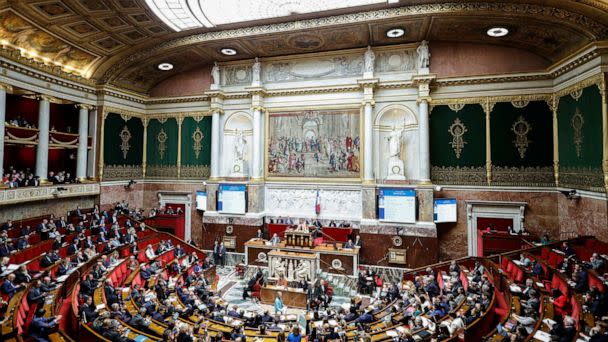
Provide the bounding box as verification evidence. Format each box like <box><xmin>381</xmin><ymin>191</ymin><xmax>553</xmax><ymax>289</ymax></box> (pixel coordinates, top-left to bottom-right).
<box><xmin>244</xmin><ymin>239</ymin><xmax>359</xmax><ymax>276</ymax></box>
<box><xmin>260</xmin><ymin>285</ymin><xmax>307</xmax><ymax>309</ymax></box>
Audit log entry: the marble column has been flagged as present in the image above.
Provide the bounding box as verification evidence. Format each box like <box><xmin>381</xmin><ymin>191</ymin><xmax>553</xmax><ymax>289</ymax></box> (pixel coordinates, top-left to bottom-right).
<box><xmin>210</xmin><ymin>109</ymin><xmax>221</xmax><ymax>179</ymax></box>
<box><xmin>87</xmin><ymin>108</ymin><xmax>97</xmax><ymax>179</ymax></box>
<box><xmin>35</xmin><ymin>96</ymin><xmax>51</xmax><ymax>180</ymax></box>
<box><xmin>363</xmin><ymin>101</ymin><xmax>374</xmax><ymax>181</ymax></box>
<box><xmin>252</xmin><ymin>107</ymin><xmax>262</xmax><ymax>179</ymax></box>
<box><xmin>0</xmin><ymin>85</ymin><xmax>7</xmax><ymax>178</ymax></box>
<box><xmin>76</xmin><ymin>104</ymin><xmax>90</xmax><ymax>181</ymax></box>
<box><xmin>418</xmin><ymin>99</ymin><xmax>430</xmax><ymax>182</ymax></box>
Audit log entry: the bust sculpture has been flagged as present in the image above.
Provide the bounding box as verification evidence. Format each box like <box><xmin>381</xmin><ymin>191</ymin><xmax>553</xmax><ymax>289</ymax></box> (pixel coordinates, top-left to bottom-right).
<box><xmin>417</xmin><ymin>40</ymin><xmax>430</xmax><ymax>72</ymax></box>
<box><xmin>363</xmin><ymin>46</ymin><xmax>375</xmax><ymax>77</ymax></box>
<box><xmin>252</xmin><ymin>57</ymin><xmax>261</xmax><ymax>86</ymax></box>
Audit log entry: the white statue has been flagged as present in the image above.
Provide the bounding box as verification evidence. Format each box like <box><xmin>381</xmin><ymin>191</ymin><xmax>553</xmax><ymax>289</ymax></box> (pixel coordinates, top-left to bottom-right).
<box><xmin>252</xmin><ymin>57</ymin><xmax>261</xmax><ymax>85</ymax></box>
<box><xmin>387</xmin><ymin>124</ymin><xmax>404</xmax><ymax>158</ymax></box>
<box><xmin>233</xmin><ymin>129</ymin><xmax>246</xmax><ymax>161</ymax></box>
<box><xmin>272</xmin><ymin>257</ymin><xmax>286</xmax><ymax>278</ymax></box>
<box><xmin>385</xmin><ymin>122</ymin><xmax>406</xmax><ymax>180</ymax></box>
<box><xmin>417</xmin><ymin>40</ymin><xmax>430</xmax><ymax>70</ymax></box>
<box><xmin>211</xmin><ymin>62</ymin><xmax>220</xmax><ymax>88</ymax></box>
<box><xmin>295</xmin><ymin>260</ymin><xmax>310</xmax><ymax>281</ymax></box>
<box><xmin>363</xmin><ymin>46</ymin><xmax>375</xmax><ymax>76</ymax></box>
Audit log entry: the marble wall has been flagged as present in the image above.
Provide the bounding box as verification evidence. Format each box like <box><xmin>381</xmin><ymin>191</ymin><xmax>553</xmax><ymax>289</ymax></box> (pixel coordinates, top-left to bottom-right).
<box><xmin>434</xmin><ymin>189</ymin><xmax>561</xmax><ymax>261</ymax></box>
<box><xmin>557</xmin><ymin>194</ymin><xmax>608</xmax><ymax>242</ymax></box>
<box><xmin>0</xmin><ymin>195</ymin><xmax>96</xmax><ymax>223</ymax></box>
<box><xmin>99</xmin><ymin>183</ymin><xmax>145</xmax><ymax>210</ymax></box>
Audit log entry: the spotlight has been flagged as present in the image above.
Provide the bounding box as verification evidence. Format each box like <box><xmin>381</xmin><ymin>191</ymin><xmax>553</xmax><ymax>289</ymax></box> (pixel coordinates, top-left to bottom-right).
<box><xmin>157</xmin><ymin>62</ymin><xmax>173</xmax><ymax>71</ymax></box>
<box><xmin>220</xmin><ymin>48</ymin><xmax>237</xmax><ymax>56</ymax></box>
<box><xmin>487</xmin><ymin>27</ymin><xmax>509</xmax><ymax>37</ymax></box>
<box><xmin>386</xmin><ymin>28</ymin><xmax>405</xmax><ymax>38</ymax></box>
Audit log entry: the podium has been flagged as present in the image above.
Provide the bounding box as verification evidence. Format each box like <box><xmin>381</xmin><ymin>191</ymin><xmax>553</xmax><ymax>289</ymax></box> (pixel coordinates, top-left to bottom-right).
<box><xmin>284</xmin><ymin>229</ymin><xmax>313</xmax><ymax>248</ymax></box>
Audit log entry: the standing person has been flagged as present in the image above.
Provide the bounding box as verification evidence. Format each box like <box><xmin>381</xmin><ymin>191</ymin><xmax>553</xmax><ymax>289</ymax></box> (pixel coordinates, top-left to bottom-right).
<box><xmin>219</xmin><ymin>242</ymin><xmax>227</xmax><ymax>267</ymax></box>
<box><xmin>275</xmin><ymin>291</ymin><xmax>285</xmax><ymax>314</ymax></box>
<box><xmin>287</xmin><ymin>326</ymin><xmax>302</xmax><ymax>342</ymax></box>
<box><xmin>213</xmin><ymin>241</ymin><xmax>220</xmax><ymax>266</ymax></box>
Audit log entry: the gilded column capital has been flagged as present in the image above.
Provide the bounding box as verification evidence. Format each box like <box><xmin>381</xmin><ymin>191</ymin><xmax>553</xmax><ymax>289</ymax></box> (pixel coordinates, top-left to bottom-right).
<box><xmin>361</xmin><ymin>99</ymin><xmax>375</xmax><ymax>106</ymax></box>
<box><xmin>482</xmin><ymin>99</ymin><xmax>495</xmax><ymax>115</ymax></box>
<box><xmin>37</xmin><ymin>94</ymin><xmax>56</xmax><ymax>103</ymax></box>
<box><xmin>251</xmin><ymin>105</ymin><xmax>267</xmax><ymax>112</ymax></box>
<box><xmin>210</xmin><ymin>108</ymin><xmax>225</xmax><ymax>115</ymax></box>
<box><xmin>75</xmin><ymin>103</ymin><xmax>94</xmax><ymax>111</ymax></box>
<box><xmin>142</xmin><ymin>117</ymin><xmax>149</xmax><ymax>127</ymax></box>
<box><xmin>176</xmin><ymin>116</ymin><xmax>184</xmax><ymax>126</ymax></box>
<box><xmin>0</xmin><ymin>83</ymin><xmax>13</xmax><ymax>93</ymax></box>
<box><xmin>416</xmin><ymin>96</ymin><xmax>432</xmax><ymax>105</ymax></box>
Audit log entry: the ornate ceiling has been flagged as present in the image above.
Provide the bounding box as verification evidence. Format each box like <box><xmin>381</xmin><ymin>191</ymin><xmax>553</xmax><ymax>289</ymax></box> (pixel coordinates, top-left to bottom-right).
<box><xmin>1</xmin><ymin>0</ymin><xmax>608</xmax><ymax>95</ymax></box>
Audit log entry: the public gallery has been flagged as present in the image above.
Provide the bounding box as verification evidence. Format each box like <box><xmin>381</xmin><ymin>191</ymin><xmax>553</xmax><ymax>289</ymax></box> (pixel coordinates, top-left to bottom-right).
<box><xmin>1</xmin><ymin>1</ymin><xmax>608</xmax><ymax>341</ymax></box>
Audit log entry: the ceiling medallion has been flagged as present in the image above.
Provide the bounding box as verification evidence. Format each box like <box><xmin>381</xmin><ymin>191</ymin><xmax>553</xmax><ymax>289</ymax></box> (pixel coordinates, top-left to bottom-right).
<box><xmin>511</xmin><ymin>100</ymin><xmax>529</xmax><ymax>108</ymax></box>
<box><xmin>386</xmin><ymin>28</ymin><xmax>405</xmax><ymax>38</ymax></box>
<box><xmin>571</xmin><ymin>108</ymin><xmax>584</xmax><ymax>158</ymax></box>
<box><xmin>220</xmin><ymin>48</ymin><xmax>237</xmax><ymax>56</ymax></box>
<box><xmin>287</xmin><ymin>34</ymin><xmax>324</xmax><ymax>50</ymax></box>
<box><xmin>487</xmin><ymin>27</ymin><xmax>509</xmax><ymax>37</ymax></box>
<box><xmin>448</xmin><ymin>117</ymin><xmax>468</xmax><ymax>159</ymax></box>
<box><xmin>157</xmin><ymin>128</ymin><xmax>168</xmax><ymax>159</ymax></box>
<box><xmin>192</xmin><ymin>127</ymin><xmax>204</xmax><ymax>159</ymax></box>
<box><xmin>511</xmin><ymin>115</ymin><xmax>532</xmax><ymax>159</ymax></box>
<box><xmin>119</xmin><ymin>125</ymin><xmax>132</xmax><ymax>159</ymax></box>
<box><xmin>157</xmin><ymin>62</ymin><xmax>173</xmax><ymax>71</ymax></box>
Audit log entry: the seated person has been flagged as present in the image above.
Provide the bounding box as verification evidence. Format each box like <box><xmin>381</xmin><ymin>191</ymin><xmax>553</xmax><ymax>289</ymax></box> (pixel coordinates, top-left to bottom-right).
<box><xmin>29</xmin><ymin>309</ymin><xmax>61</xmax><ymax>342</ymax></box>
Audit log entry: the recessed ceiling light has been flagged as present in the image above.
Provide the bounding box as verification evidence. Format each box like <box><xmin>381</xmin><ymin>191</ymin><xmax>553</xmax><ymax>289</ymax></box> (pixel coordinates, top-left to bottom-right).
<box><xmin>487</xmin><ymin>27</ymin><xmax>509</xmax><ymax>37</ymax></box>
<box><xmin>157</xmin><ymin>62</ymin><xmax>173</xmax><ymax>71</ymax></box>
<box><xmin>386</xmin><ymin>28</ymin><xmax>405</xmax><ymax>38</ymax></box>
<box><xmin>220</xmin><ymin>48</ymin><xmax>237</xmax><ymax>56</ymax></box>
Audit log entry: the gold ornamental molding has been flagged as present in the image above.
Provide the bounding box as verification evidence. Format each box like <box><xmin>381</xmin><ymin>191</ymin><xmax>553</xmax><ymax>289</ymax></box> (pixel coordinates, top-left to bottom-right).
<box><xmin>555</xmin><ymin>74</ymin><xmax>604</xmax><ymax>98</ymax></box>
<box><xmin>102</xmin><ymin>106</ymin><xmax>145</xmax><ymax>120</ymax></box>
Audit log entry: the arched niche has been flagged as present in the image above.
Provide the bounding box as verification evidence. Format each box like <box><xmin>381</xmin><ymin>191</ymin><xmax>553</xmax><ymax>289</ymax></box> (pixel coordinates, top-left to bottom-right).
<box><xmin>223</xmin><ymin>111</ymin><xmax>253</xmax><ymax>176</ymax></box>
<box><xmin>373</xmin><ymin>104</ymin><xmax>419</xmax><ymax>181</ymax></box>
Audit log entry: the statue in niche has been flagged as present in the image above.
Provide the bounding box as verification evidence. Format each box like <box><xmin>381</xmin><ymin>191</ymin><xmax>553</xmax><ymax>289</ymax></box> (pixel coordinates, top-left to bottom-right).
<box><xmin>231</xmin><ymin>129</ymin><xmax>247</xmax><ymax>176</ymax></box>
<box><xmin>385</xmin><ymin>122</ymin><xmax>406</xmax><ymax>180</ymax></box>
<box><xmin>363</xmin><ymin>46</ymin><xmax>375</xmax><ymax>77</ymax></box>
<box><xmin>211</xmin><ymin>61</ymin><xmax>220</xmax><ymax>89</ymax></box>
<box><xmin>252</xmin><ymin>57</ymin><xmax>261</xmax><ymax>86</ymax></box>
<box><xmin>417</xmin><ymin>40</ymin><xmax>430</xmax><ymax>72</ymax></box>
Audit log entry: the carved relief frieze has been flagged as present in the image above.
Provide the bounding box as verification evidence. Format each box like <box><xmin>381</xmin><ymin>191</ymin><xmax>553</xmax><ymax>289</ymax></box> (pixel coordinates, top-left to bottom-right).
<box><xmin>560</xmin><ymin>166</ymin><xmax>605</xmax><ymax>192</ymax></box>
<box><xmin>222</xmin><ymin>65</ymin><xmax>252</xmax><ymax>86</ymax></box>
<box><xmin>146</xmin><ymin>165</ymin><xmax>177</xmax><ymax>178</ymax></box>
<box><xmin>263</xmin><ymin>55</ymin><xmax>363</xmax><ymax>82</ymax></box>
<box><xmin>265</xmin><ymin>188</ymin><xmax>362</xmax><ymax>219</ymax></box>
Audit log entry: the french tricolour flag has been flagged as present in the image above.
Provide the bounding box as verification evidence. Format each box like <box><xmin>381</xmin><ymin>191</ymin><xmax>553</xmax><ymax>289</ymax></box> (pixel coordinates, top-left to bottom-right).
<box><xmin>315</xmin><ymin>190</ymin><xmax>321</xmax><ymax>215</ymax></box>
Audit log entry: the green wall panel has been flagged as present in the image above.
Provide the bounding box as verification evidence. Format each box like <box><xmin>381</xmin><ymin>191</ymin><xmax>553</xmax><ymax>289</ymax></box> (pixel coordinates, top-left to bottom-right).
<box><xmin>490</xmin><ymin>101</ymin><xmax>553</xmax><ymax>167</ymax></box>
<box><xmin>103</xmin><ymin>113</ymin><xmax>143</xmax><ymax>166</ymax></box>
<box><xmin>557</xmin><ymin>85</ymin><xmax>604</xmax><ymax>191</ymax></box>
<box><xmin>181</xmin><ymin>116</ymin><xmax>212</xmax><ymax>166</ymax></box>
<box><xmin>430</xmin><ymin>104</ymin><xmax>486</xmax><ymax>167</ymax></box>
<box><xmin>558</xmin><ymin>85</ymin><xmax>603</xmax><ymax>168</ymax></box>
<box><xmin>146</xmin><ymin>118</ymin><xmax>178</xmax><ymax>166</ymax></box>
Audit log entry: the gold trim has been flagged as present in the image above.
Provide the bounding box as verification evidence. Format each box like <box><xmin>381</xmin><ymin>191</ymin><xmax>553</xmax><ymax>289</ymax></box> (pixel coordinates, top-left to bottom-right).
<box><xmin>511</xmin><ymin>116</ymin><xmax>532</xmax><ymax>159</ymax></box>
<box><xmin>550</xmin><ymin>95</ymin><xmax>560</xmax><ymax>187</ymax></box>
<box><xmin>555</xmin><ymin>74</ymin><xmax>603</xmax><ymax>98</ymax></box>
<box><xmin>601</xmin><ymin>73</ymin><xmax>608</xmax><ymax>193</ymax></box>
<box><xmin>484</xmin><ymin>99</ymin><xmax>492</xmax><ymax>186</ymax></box>
<box><xmin>102</xmin><ymin>106</ymin><xmax>144</xmax><ymax>119</ymax></box>
<box><xmin>142</xmin><ymin>118</ymin><xmax>148</xmax><ymax>178</ymax></box>
<box><xmin>177</xmin><ymin>117</ymin><xmax>183</xmax><ymax>179</ymax></box>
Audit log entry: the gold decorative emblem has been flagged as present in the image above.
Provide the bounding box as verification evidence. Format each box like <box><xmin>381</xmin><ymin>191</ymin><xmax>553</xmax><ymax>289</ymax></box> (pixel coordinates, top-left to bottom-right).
<box><xmin>511</xmin><ymin>116</ymin><xmax>532</xmax><ymax>159</ymax></box>
<box><xmin>119</xmin><ymin>125</ymin><xmax>132</xmax><ymax>159</ymax></box>
<box><xmin>571</xmin><ymin>108</ymin><xmax>584</xmax><ymax>158</ymax></box>
<box><xmin>192</xmin><ymin>127</ymin><xmax>204</xmax><ymax>159</ymax></box>
<box><xmin>448</xmin><ymin>118</ymin><xmax>467</xmax><ymax>159</ymax></box>
<box><xmin>448</xmin><ymin>103</ymin><xmax>465</xmax><ymax>112</ymax></box>
<box><xmin>157</xmin><ymin>128</ymin><xmax>168</xmax><ymax>160</ymax></box>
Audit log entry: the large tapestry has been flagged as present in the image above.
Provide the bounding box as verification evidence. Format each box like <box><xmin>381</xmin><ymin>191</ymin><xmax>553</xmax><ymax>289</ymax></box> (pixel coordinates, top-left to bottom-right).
<box><xmin>267</xmin><ymin>109</ymin><xmax>360</xmax><ymax>178</ymax></box>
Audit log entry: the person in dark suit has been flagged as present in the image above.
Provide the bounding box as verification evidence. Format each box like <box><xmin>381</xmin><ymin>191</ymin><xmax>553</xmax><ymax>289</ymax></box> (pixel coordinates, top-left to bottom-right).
<box><xmin>174</xmin><ymin>244</ymin><xmax>185</xmax><ymax>258</ymax></box>
<box><xmin>20</xmin><ymin>225</ymin><xmax>31</xmax><ymax>237</ymax></box>
<box><xmin>48</xmin><ymin>250</ymin><xmax>60</xmax><ymax>264</ymax></box>
<box><xmin>79</xmin><ymin>296</ymin><xmax>98</xmax><ymax>323</ymax></box>
<box><xmin>550</xmin><ymin>315</ymin><xmax>577</xmax><ymax>342</ymax></box>
<box><xmin>67</xmin><ymin>240</ymin><xmax>80</xmax><ymax>255</ymax></box>
<box><xmin>79</xmin><ymin>274</ymin><xmax>97</xmax><ymax>297</ymax></box>
<box><xmin>14</xmin><ymin>265</ymin><xmax>33</xmax><ymax>284</ymax></box>
<box><xmin>39</xmin><ymin>253</ymin><xmax>54</xmax><ymax>268</ymax></box>
<box><xmin>15</xmin><ymin>236</ymin><xmax>29</xmax><ymax>250</ymax></box>
<box><xmin>1</xmin><ymin>274</ymin><xmax>19</xmax><ymax>298</ymax></box>
<box><xmin>29</xmin><ymin>309</ymin><xmax>60</xmax><ymax>342</ymax></box>
<box><xmin>104</xmin><ymin>279</ymin><xmax>119</xmax><ymax>306</ymax></box>
<box><xmin>40</xmin><ymin>276</ymin><xmax>56</xmax><ymax>293</ymax></box>
<box><xmin>27</xmin><ymin>280</ymin><xmax>46</xmax><ymax>305</ymax></box>
<box><xmin>353</xmin><ymin>235</ymin><xmax>363</xmax><ymax>248</ymax></box>
<box><xmin>1</xmin><ymin>220</ymin><xmax>13</xmax><ymax>231</ymax></box>
<box><xmin>56</xmin><ymin>259</ymin><xmax>72</xmax><ymax>277</ymax></box>
<box><xmin>55</xmin><ymin>217</ymin><xmax>67</xmax><ymax>229</ymax></box>
<box><xmin>0</xmin><ymin>241</ymin><xmax>14</xmax><ymax>257</ymax></box>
